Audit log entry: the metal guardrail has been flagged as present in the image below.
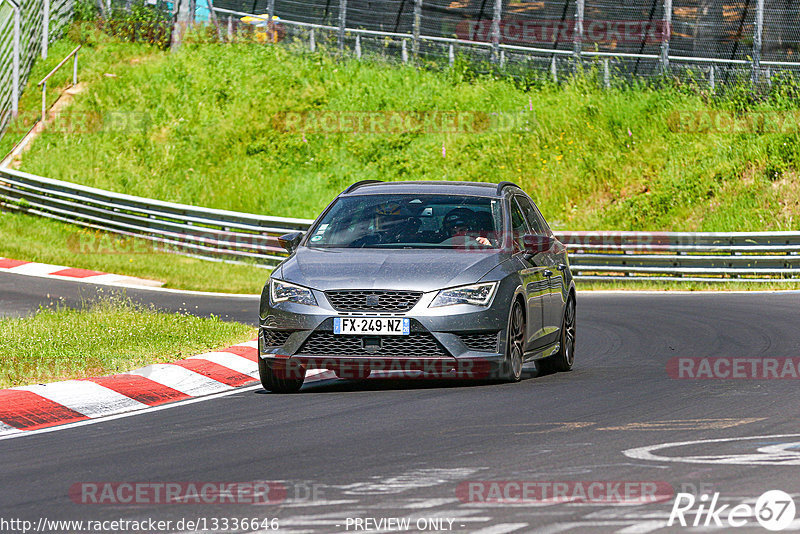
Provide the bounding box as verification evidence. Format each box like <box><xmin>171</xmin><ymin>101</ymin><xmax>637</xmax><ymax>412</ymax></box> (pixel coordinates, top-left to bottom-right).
<box><xmin>0</xmin><ymin>167</ymin><xmax>310</xmax><ymax>268</ymax></box>
<box><xmin>1</xmin><ymin>167</ymin><xmax>799</xmax><ymax>281</ymax></box>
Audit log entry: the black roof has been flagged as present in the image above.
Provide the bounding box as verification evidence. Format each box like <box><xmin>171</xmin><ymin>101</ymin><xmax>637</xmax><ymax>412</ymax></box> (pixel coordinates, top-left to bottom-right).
<box><xmin>342</xmin><ymin>180</ymin><xmax>522</xmax><ymax>197</ymax></box>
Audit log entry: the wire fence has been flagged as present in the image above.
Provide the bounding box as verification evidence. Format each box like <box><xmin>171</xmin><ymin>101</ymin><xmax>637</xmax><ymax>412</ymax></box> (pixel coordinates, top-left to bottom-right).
<box><xmin>0</xmin><ymin>0</ymin><xmax>73</xmax><ymax>139</ymax></box>
<box><xmin>205</xmin><ymin>0</ymin><xmax>800</xmax><ymax>89</ymax></box>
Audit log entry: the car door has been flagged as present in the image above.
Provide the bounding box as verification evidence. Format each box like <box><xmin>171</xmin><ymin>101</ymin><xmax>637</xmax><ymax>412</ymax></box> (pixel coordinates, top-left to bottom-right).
<box><xmin>516</xmin><ymin>194</ymin><xmax>562</xmax><ymax>346</ymax></box>
<box><xmin>508</xmin><ymin>195</ymin><xmax>548</xmax><ymax>351</ymax></box>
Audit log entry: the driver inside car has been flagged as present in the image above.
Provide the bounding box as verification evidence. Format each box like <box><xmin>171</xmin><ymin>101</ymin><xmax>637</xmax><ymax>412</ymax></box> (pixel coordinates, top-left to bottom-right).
<box><xmin>441</xmin><ymin>208</ymin><xmax>492</xmax><ymax>246</ymax></box>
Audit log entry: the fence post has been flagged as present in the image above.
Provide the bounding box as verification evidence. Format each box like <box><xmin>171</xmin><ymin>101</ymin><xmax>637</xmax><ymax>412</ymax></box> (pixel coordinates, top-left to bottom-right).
<box><xmin>9</xmin><ymin>0</ymin><xmax>20</xmax><ymax>118</ymax></box>
<box><xmin>491</xmin><ymin>0</ymin><xmax>501</xmax><ymax>63</ymax></box>
<box><xmin>206</xmin><ymin>0</ymin><xmax>223</xmax><ymax>41</ymax></box>
<box><xmin>709</xmin><ymin>65</ymin><xmax>715</xmax><ymax>93</ymax></box>
<box><xmin>573</xmin><ymin>0</ymin><xmax>583</xmax><ymax>65</ymax></box>
<box><xmin>752</xmin><ymin>0</ymin><xmax>764</xmax><ymax>84</ymax></box>
<box><xmin>449</xmin><ymin>43</ymin><xmax>454</xmax><ymax>66</ymax></box>
<box><xmin>402</xmin><ymin>39</ymin><xmax>408</xmax><ymax>63</ymax></box>
<box><xmin>660</xmin><ymin>0</ymin><xmax>672</xmax><ymax>72</ymax></box>
<box><xmin>227</xmin><ymin>15</ymin><xmax>232</xmax><ymax>40</ymax></box>
<box><xmin>338</xmin><ymin>0</ymin><xmax>347</xmax><ymax>52</ymax></box>
<box><xmin>550</xmin><ymin>55</ymin><xmax>557</xmax><ymax>82</ymax></box>
<box><xmin>310</xmin><ymin>28</ymin><xmax>315</xmax><ymax>52</ymax></box>
<box><xmin>42</xmin><ymin>0</ymin><xmax>50</xmax><ymax>59</ymax></box>
<box><xmin>603</xmin><ymin>58</ymin><xmax>610</xmax><ymax>88</ymax></box>
<box><xmin>267</xmin><ymin>0</ymin><xmax>275</xmax><ymax>39</ymax></box>
<box><xmin>355</xmin><ymin>34</ymin><xmax>361</xmax><ymax>58</ymax></box>
<box><xmin>412</xmin><ymin>0</ymin><xmax>421</xmax><ymax>58</ymax></box>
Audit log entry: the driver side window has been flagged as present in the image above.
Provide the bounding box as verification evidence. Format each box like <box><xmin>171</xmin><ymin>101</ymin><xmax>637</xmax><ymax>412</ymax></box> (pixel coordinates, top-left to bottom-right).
<box><xmin>515</xmin><ymin>195</ymin><xmax>546</xmax><ymax>235</ymax></box>
<box><xmin>509</xmin><ymin>198</ymin><xmax>530</xmax><ymax>252</ymax></box>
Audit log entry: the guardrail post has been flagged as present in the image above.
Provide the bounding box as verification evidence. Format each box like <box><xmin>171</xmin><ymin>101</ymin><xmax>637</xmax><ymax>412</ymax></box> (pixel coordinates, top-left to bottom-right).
<box><xmin>338</xmin><ymin>0</ymin><xmax>347</xmax><ymax>52</ymax></box>
<box><xmin>660</xmin><ymin>0</ymin><xmax>672</xmax><ymax>72</ymax></box>
<box><xmin>550</xmin><ymin>56</ymin><xmax>557</xmax><ymax>82</ymax></box>
<box><xmin>449</xmin><ymin>43</ymin><xmax>454</xmax><ymax>66</ymax></box>
<box><xmin>227</xmin><ymin>15</ymin><xmax>232</xmax><ymax>41</ymax></box>
<box><xmin>42</xmin><ymin>0</ymin><xmax>50</xmax><ymax>59</ymax></box>
<box><xmin>402</xmin><ymin>39</ymin><xmax>408</xmax><ymax>63</ymax></box>
<box><xmin>355</xmin><ymin>34</ymin><xmax>361</xmax><ymax>58</ymax></box>
<box><xmin>603</xmin><ymin>58</ymin><xmax>610</xmax><ymax>88</ymax></box>
<box><xmin>310</xmin><ymin>28</ymin><xmax>315</xmax><ymax>52</ymax></box>
<box><xmin>491</xmin><ymin>0</ymin><xmax>501</xmax><ymax>63</ymax></box>
<box><xmin>752</xmin><ymin>0</ymin><xmax>764</xmax><ymax>84</ymax></box>
<box><xmin>573</xmin><ymin>0</ymin><xmax>583</xmax><ymax>66</ymax></box>
<box><xmin>412</xmin><ymin>0</ymin><xmax>421</xmax><ymax>58</ymax></box>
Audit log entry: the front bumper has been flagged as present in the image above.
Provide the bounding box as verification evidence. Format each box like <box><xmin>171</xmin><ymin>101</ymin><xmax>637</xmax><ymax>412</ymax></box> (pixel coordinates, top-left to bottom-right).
<box><xmin>259</xmin><ymin>287</ymin><xmax>511</xmax><ymax>379</ymax></box>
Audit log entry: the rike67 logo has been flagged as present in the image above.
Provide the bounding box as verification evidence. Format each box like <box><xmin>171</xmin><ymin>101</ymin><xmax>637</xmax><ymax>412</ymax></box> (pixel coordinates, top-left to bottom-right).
<box><xmin>668</xmin><ymin>490</ymin><xmax>796</xmax><ymax>531</ymax></box>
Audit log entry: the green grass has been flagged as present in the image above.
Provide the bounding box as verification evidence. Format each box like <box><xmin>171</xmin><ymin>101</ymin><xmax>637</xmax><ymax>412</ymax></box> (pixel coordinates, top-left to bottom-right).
<box><xmin>0</xmin><ymin>296</ymin><xmax>256</xmax><ymax>388</ymax></box>
<box><xmin>11</xmin><ymin>36</ymin><xmax>800</xmax><ymax>232</ymax></box>
<box><xmin>2</xmin><ymin>30</ymin><xmax>800</xmax><ymax>291</ymax></box>
<box><xmin>0</xmin><ymin>210</ymin><xmax>269</xmax><ymax>293</ymax></box>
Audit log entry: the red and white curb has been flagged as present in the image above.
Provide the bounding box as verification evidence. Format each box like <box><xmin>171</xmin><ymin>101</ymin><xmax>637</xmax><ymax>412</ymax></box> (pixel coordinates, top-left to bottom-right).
<box><xmin>0</xmin><ymin>257</ymin><xmax>163</xmax><ymax>288</ymax></box>
<box><xmin>0</xmin><ymin>340</ymin><xmax>336</xmax><ymax>438</ymax></box>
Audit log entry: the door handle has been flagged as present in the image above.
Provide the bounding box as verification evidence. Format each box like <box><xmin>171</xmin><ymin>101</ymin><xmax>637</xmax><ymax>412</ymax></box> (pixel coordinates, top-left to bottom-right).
<box><xmin>557</xmin><ymin>263</ymin><xmax>567</xmax><ymax>271</ymax></box>
<box><xmin>543</xmin><ymin>269</ymin><xmax>553</xmax><ymax>277</ymax></box>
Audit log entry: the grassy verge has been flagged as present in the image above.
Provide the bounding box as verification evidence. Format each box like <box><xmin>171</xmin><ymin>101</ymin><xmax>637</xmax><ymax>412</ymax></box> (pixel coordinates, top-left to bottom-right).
<box><xmin>3</xmin><ymin>31</ymin><xmax>800</xmax><ymax>292</ymax></box>
<box><xmin>0</xmin><ymin>296</ymin><xmax>256</xmax><ymax>388</ymax></box>
<box><xmin>0</xmin><ymin>210</ymin><xmax>268</xmax><ymax>293</ymax></box>
<box><xmin>12</xmin><ymin>37</ymin><xmax>800</xmax><ymax>232</ymax></box>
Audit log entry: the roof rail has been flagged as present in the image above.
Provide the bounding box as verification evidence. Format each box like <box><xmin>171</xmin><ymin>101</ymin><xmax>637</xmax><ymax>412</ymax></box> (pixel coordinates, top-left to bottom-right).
<box><xmin>344</xmin><ymin>180</ymin><xmax>383</xmax><ymax>194</ymax></box>
<box><xmin>496</xmin><ymin>181</ymin><xmax>521</xmax><ymax>195</ymax></box>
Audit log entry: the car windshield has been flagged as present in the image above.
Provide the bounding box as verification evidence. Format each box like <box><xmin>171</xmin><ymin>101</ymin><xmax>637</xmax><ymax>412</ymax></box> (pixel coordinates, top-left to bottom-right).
<box><xmin>306</xmin><ymin>194</ymin><xmax>504</xmax><ymax>249</ymax></box>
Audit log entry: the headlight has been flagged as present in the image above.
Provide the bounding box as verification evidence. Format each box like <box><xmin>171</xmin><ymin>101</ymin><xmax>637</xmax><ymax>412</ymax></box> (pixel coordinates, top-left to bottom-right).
<box><xmin>270</xmin><ymin>279</ymin><xmax>317</xmax><ymax>306</ymax></box>
<box><xmin>429</xmin><ymin>282</ymin><xmax>497</xmax><ymax>308</ymax></box>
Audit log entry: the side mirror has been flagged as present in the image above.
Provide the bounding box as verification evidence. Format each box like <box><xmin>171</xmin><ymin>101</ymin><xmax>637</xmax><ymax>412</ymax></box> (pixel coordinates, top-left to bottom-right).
<box><xmin>278</xmin><ymin>231</ymin><xmax>304</xmax><ymax>253</ymax></box>
<box><xmin>523</xmin><ymin>234</ymin><xmax>554</xmax><ymax>255</ymax></box>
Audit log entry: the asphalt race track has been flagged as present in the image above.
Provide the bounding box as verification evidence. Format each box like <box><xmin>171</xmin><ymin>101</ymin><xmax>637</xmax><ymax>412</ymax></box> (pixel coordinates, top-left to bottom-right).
<box><xmin>2</xmin><ymin>272</ymin><xmax>800</xmax><ymax>533</ymax></box>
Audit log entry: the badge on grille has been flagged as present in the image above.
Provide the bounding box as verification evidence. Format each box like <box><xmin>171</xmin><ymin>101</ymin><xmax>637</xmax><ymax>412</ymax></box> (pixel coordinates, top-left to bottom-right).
<box><xmin>365</xmin><ymin>295</ymin><xmax>380</xmax><ymax>306</ymax></box>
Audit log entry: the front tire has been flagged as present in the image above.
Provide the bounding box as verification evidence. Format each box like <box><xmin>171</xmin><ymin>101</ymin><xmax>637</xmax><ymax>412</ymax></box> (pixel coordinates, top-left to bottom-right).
<box><xmin>500</xmin><ymin>299</ymin><xmax>525</xmax><ymax>382</ymax></box>
<box><xmin>259</xmin><ymin>357</ymin><xmax>306</xmax><ymax>393</ymax></box>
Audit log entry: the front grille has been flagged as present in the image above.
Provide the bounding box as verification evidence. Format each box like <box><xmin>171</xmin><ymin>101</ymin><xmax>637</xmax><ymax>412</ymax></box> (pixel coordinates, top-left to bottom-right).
<box><xmin>262</xmin><ymin>329</ymin><xmax>294</xmax><ymax>347</ymax></box>
<box><xmin>297</xmin><ymin>332</ymin><xmax>449</xmax><ymax>358</ymax></box>
<box><xmin>457</xmin><ymin>332</ymin><xmax>499</xmax><ymax>352</ymax></box>
<box><xmin>325</xmin><ymin>290</ymin><xmax>423</xmax><ymax>312</ymax></box>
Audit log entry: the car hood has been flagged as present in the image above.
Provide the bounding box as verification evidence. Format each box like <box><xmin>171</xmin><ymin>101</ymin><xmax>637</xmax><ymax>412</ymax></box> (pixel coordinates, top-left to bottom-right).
<box><xmin>278</xmin><ymin>247</ymin><xmax>510</xmax><ymax>292</ymax></box>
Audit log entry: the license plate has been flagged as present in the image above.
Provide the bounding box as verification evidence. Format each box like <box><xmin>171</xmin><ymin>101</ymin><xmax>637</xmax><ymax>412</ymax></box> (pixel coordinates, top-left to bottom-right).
<box><xmin>334</xmin><ymin>317</ymin><xmax>410</xmax><ymax>335</ymax></box>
